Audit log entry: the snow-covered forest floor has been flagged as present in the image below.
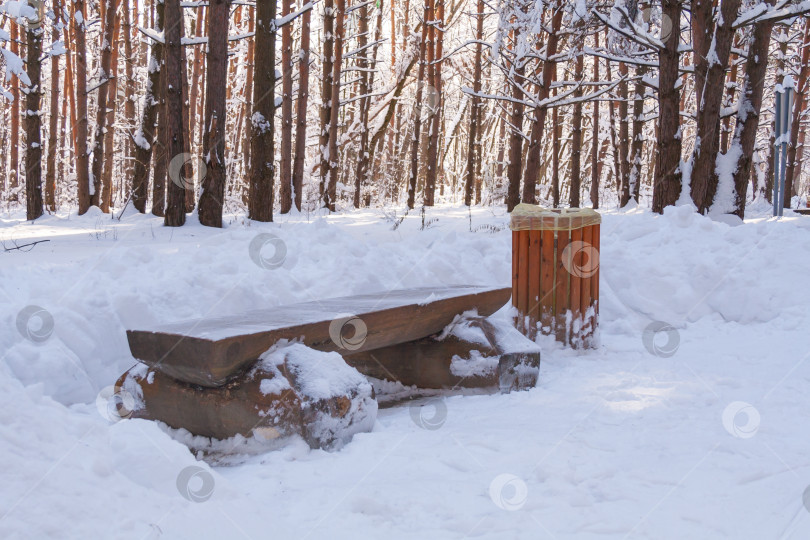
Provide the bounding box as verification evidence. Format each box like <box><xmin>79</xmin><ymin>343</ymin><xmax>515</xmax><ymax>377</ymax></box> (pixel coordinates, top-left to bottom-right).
<box><xmin>1</xmin><ymin>203</ymin><xmax>810</xmax><ymax>539</ymax></box>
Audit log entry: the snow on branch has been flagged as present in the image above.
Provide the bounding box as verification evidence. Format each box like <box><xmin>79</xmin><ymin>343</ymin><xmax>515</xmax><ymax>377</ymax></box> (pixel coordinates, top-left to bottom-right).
<box><xmin>1</xmin><ymin>46</ymin><xmax>30</xmax><ymax>87</ymax></box>
<box><xmin>461</xmin><ymin>87</ymin><xmax>538</xmax><ymax>110</ymax></box>
<box><xmin>0</xmin><ymin>1</ymin><xmax>37</xmax><ymax>21</ymax></box>
<box><xmin>583</xmin><ymin>47</ymin><xmax>659</xmax><ymax>69</ymax></box>
<box><xmin>594</xmin><ymin>9</ymin><xmax>665</xmax><ymax>51</ymax></box>
<box><xmin>346</xmin><ymin>0</ymin><xmax>375</xmax><ymax>14</ymax></box>
<box><xmin>138</xmin><ymin>27</ymin><xmax>164</xmax><ymax>44</ymax></box>
<box><xmin>140</xmin><ymin>27</ymin><xmax>255</xmax><ymax>45</ymax></box>
<box><xmin>344</xmin><ymin>38</ymin><xmax>387</xmax><ymax>59</ymax></box>
<box><xmin>537</xmin><ymin>78</ymin><xmax>624</xmax><ymax>110</ymax></box>
<box><xmin>733</xmin><ymin>0</ymin><xmax>810</xmax><ymax>28</ymax></box>
<box><xmin>276</xmin><ymin>1</ymin><xmax>315</xmax><ymax>28</ymax></box>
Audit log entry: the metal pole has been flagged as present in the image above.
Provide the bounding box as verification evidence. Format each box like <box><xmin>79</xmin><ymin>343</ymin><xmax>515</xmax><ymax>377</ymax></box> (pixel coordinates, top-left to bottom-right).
<box><xmin>778</xmin><ymin>88</ymin><xmax>787</xmax><ymax>217</ymax></box>
<box><xmin>774</xmin><ymin>94</ymin><xmax>782</xmax><ymax>217</ymax></box>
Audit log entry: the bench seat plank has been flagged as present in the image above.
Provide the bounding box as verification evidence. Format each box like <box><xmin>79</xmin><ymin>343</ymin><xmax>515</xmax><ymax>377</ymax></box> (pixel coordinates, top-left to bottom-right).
<box><xmin>127</xmin><ymin>285</ymin><xmax>511</xmax><ymax>387</ymax></box>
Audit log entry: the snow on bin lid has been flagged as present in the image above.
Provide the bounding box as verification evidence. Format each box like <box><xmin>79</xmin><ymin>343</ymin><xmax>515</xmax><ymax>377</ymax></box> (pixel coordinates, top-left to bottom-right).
<box><xmin>509</xmin><ymin>204</ymin><xmax>601</xmax><ymax>231</ymax></box>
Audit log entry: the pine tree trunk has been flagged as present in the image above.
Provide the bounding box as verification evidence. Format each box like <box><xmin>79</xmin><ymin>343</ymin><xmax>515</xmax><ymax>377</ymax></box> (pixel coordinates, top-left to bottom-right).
<box><xmin>407</xmin><ymin>0</ymin><xmax>430</xmax><ymax>209</ymax></box>
<box><xmin>246</xmin><ymin>0</ymin><xmax>274</xmax><ymax>223</ymax></box>
<box><xmin>189</xmin><ymin>6</ymin><xmax>205</xmax><ymax>152</ymax></box>
<box><xmin>354</xmin><ymin>2</ymin><xmax>371</xmax><ymax>208</ymax></box>
<box><xmin>46</xmin><ymin>0</ymin><xmax>61</xmax><ymax>212</ymax></box>
<box><xmin>570</xmin><ymin>45</ymin><xmax>584</xmax><ymax>208</ymax></box>
<box><xmin>626</xmin><ymin>65</ymin><xmax>647</xmax><ymax>206</ymax></box>
<box><xmin>521</xmin><ymin>3</ymin><xmax>563</xmax><ymax>205</ymax></box>
<box><xmin>728</xmin><ymin>0</ymin><xmax>775</xmax><ymax>218</ymax></box>
<box><xmin>131</xmin><ymin>0</ymin><xmax>165</xmax><ymax>213</ymax></box>
<box><xmin>785</xmin><ymin>18</ymin><xmax>810</xmax><ymax>208</ymax></box>
<box><xmin>241</xmin><ymin>7</ymin><xmax>255</xmax><ymax>171</ymax></box>
<box><xmin>463</xmin><ymin>0</ymin><xmax>483</xmax><ymax>207</ymax></box>
<box><xmin>91</xmin><ymin>0</ymin><xmax>118</xmax><ymax>211</ymax></box>
<box><xmin>763</xmin><ymin>34</ymin><xmax>789</xmax><ymax>204</ymax></box>
<box><xmin>122</xmin><ymin>0</ymin><xmax>136</xmax><ymax>189</ymax></box>
<box><xmin>617</xmin><ymin>61</ymin><xmax>630</xmax><ymax>207</ymax></box>
<box><xmin>505</xmin><ymin>28</ymin><xmax>525</xmax><ymax>212</ymax></box>
<box><xmin>152</xmin><ymin>18</ymin><xmax>168</xmax><ymax>219</ymax></box>
<box><xmin>319</xmin><ymin>0</ymin><xmax>335</xmax><ymax>205</ymax></box>
<box><xmin>179</xmin><ymin>18</ymin><xmax>194</xmax><ymax>212</ymax></box>
<box><xmin>721</xmin><ymin>39</ymin><xmax>740</xmax><ymax>154</ymax></box>
<box><xmin>25</xmin><ymin>1</ymin><xmax>44</xmax><ymax>220</ymax></box>
<box><xmin>279</xmin><ymin>0</ymin><xmax>294</xmax><ymax>213</ymax></box>
<box><xmin>62</xmin><ymin>12</ymin><xmax>78</xmax><ymax>194</ymax></box>
<box><xmin>152</xmin><ymin>85</ymin><xmax>167</xmax><ymax>217</ymax></box>
<box><xmin>101</xmin><ymin>15</ymin><xmax>121</xmax><ymax>213</ymax></box>
<box><xmin>424</xmin><ymin>0</ymin><xmax>443</xmax><ymax>206</ymax></box>
<box><xmin>691</xmin><ymin>0</ymin><xmax>714</xmax><ymax>111</ymax></box>
<box><xmin>164</xmin><ymin>0</ymin><xmax>187</xmax><ymax>226</ymax></box>
<box><xmin>589</xmin><ymin>32</ymin><xmax>600</xmax><ymax>209</ymax></box>
<box><xmin>325</xmin><ymin>0</ymin><xmax>345</xmax><ymax>211</ymax></box>
<box><xmin>73</xmin><ymin>0</ymin><xmax>92</xmax><ymax>213</ymax></box>
<box><xmin>652</xmin><ymin>0</ymin><xmax>682</xmax><ymax>214</ymax></box>
<box><xmin>552</xmin><ymin>87</ymin><xmax>560</xmax><ymax>208</ymax></box>
<box><xmin>292</xmin><ymin>5</ymin><xmax>310</xmax><ymax>212</ymax></box>
<box><xmin>690</xmin><ymin>0</ymin><xmax>741</xmax><ymax>214</ymax></box>
<box><xmin>9</xmin><ymin>22</ymin><xmax>20</xmax><ymax>200</ymax></box>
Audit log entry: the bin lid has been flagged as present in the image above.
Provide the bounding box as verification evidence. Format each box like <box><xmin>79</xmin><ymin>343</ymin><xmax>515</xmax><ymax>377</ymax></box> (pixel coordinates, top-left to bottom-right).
<box><xmin>509</xmin><ymin>204</ymin><xmax>601</xmax><ymax>231</ymax></box>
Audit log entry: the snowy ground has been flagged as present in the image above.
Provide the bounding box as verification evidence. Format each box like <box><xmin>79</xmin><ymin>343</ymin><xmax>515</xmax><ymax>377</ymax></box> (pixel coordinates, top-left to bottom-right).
<box><xmin>1</xmin><ymin>202</ymin><xmax>810</xmax><ymax>539</ymax></box>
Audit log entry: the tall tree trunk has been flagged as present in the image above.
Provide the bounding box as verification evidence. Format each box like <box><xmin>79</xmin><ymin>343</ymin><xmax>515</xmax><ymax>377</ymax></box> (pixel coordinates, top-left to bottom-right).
<box><xmin>617</xmin><ymin>61</ymin><xmax>630</xmax><ymax>207</ymax></box>
<box><xmin>189</xmin><ymin>6</ymin><xmax>205</xmax><ymax>152</ymax></box>
<box><xmin>626</xmin><ymin>65</ymin><xmax>647</xmax><ymax>206</ymax></box>
<box><xmin>463</xmin><ymin>0</ymin><xmax>484</xmax><ymax>207</ymax></box>
<box><xmin>763</xmin><ymin>33</ymin><xmax>789</xmax><ymax>204</ymax></box>
<box><xmin>74</xmin><ymin>0</ymin><xmax>92</xmax><ymax>213</ymax></box>
<box><xmin>246</xmin><ymin>0</ymin><xmax>274</xmax><ymax>223</ymax></box>
<box><xmin>521</xmin><ymin>2</ymin><xmax>563</xmax><ymax>205</ymax></box>
<box><xmin>25</xmin><ymin>0</ymin><xmax>45</xmax><ymax>220</ymax></box>
<box><xmin>91</xmin><ymin>0</ymin><xmax>118</xmax><ymax>211</ymax></box>
<box><xmin>570</xmin><ymin>42</ymin><xmax>584</xmax><ymax>208</ymax></box>
<box><xmin>590</xmin><ymin>32</ymin><xmax>600</xmax><ymax>209</ymax></box>
<box><xmin>9</xmin><ymin>22</ymin><xmax>20</xmax><ymax>200</ymax></box>
<box><xmin>355</xmin><ymin>0</ymin><xmax>386</xmax><ymax>204</ymax></box>
<box><xmin>691</xmin><ymin>0</ymin><xmax>714</xmax><ymax>111</ymax></box>
<box><xmin>279</xmin><ymin>0</ymin><xmax>294</xmax><ymax>213</ymax></box>
<box><xmin>292</xmin><ymin>5</ymin><xmax>310</xmax><ymax>212</ymax></box>
<box><xmin>101</xmin><ymin>13</ymin><xmax>121</xmax><ymax>213</ymax></box>
<box><xmin>354</xmin><ymin>2</ymin><xmax>371</xmax><ymax>208</ymax></box>
<box><xmin>652</xmin><ymin>0</ymin><xmax>682</xmax><ymax>214</ymax></box>
<box><xmin>179</xmin><ymin>16</ymin><xmax>194</xmax><ymax>212</ymax></box>
<box><xmin>46</xmin><ymin>0</ymin><xmax>61</xmax><ymax>212</ymax></box>
<box><xmin>721</xmin><ymin>39</ymin><xmax>740</xmax><ymax>154</ymax></box>
<box><xmin>164</xmin><ymin>0</ymin><xmax>187</xmax><ymax>226</ymax></box>
<box><xmin>62</xmin><ymin>7</ymin><xmax>78</xmax><ymax>195</ymax></box>
<box><xmin>729</xmin><ymin>0</ymin><xmax>775</xmax><ymax>218</ymax></box>
<box><xmin>551</xmin><ymin>87</ymin><xmax>560</xmax><ymax>208</ymax></box>
<box><xmin>424</xmin><ymin>0</ymin><xmax>443</xmax><ymax>206</ymax></box>
<box><xmin>131</xmin><ymin>0</ymin><xmax>165</xmax><ymax>213</ymax></box>
<box><xmin>785</xmin><ymin>18</ymin><xmax>810</xmax><ymax>208</ymax></box>
<box><xmin>505</xmin><ymin>28</ymin><xmax>525</xmax><ymax>212</ymax></box>
<box><xmin>325</xmin><ymin>0</ymin><xmax>345</xmax><ymax>211</ymax></box>
<box><xmin>319</xmin><ymin>0</ymin><xmax>335</xmax><ymax>205</ymax></box>
<box><xmin>152</xmin><ymin>80</ymin><xmax>167</xmax><ymax>217</ymax></box>
<box><xmin>241</xmin><ymin>7</ymin><xmax>255</xmax><ymax>172</ymax></box>
<box><xmin>122</xmin><ymin>0</ymin><xmax>136</xmax><ymax>185</ymax></box>
<box><xmin>407</xmin><ymin>0</ymin><xmax>430</xmax><ymax>209</ymax></box>
<box><xmin>690</xmin><ymin>0</ymin><xmax>741</xmax><ymax>214</ymax></box>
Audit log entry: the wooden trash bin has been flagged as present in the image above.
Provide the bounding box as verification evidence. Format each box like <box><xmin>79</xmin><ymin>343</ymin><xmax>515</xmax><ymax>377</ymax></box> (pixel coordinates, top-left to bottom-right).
<box><xmin>509</xmin><ymin>204</ymin><xmax>600</xmax><ymax>348</ymax></box>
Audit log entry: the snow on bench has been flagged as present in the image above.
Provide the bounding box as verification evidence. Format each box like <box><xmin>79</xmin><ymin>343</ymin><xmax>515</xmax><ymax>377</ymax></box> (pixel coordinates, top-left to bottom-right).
<box><xmin>127</xmin><ymin>285</ymin><xmax>512</xmax><ymax>387</ymax></box>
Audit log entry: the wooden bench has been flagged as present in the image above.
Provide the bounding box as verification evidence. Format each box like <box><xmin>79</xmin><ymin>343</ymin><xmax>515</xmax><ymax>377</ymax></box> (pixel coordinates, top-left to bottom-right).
<box><xmin>116</xmin><ymin>286</ymin><xmax>540</xmax><ymax>450</ymax></box>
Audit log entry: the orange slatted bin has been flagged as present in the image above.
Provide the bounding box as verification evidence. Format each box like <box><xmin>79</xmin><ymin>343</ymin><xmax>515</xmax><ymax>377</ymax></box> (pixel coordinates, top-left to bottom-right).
<box><xmin>509</xmin><ymin>204</ymin><xmax>601</xmax><ymax>348</ymax></box>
